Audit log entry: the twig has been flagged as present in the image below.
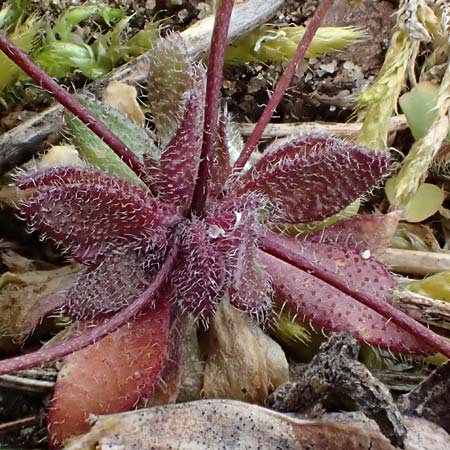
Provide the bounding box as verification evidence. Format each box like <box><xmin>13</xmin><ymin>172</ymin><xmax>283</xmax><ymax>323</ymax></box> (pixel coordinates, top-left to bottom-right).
<box><xmin>379</xmin><ymin>248</ymin><xmax>450</xmax><ymax>275</ymax></box>
<box><xmin>0</xmin><ymin>416</ymin><xmax>37</xmax><ymax>433</ymax></box>
<box><xmin>0</xmin><ymin>374</ymin><xmax>54</xmax><ymax>392</ymax></box>
<box><xmin>0</xmin><ymin>0</ymin><xmax>283</xmax><ymax>176</ymax></box>
<box><xmin>397</xmin><ymin>293</ymin><xmax>450</xmax><ymax>323</ymax></box>
<box><xmin>237</xmin><ymin>116</ymin><xmax>408</xmax><ymax>139</ymax></box>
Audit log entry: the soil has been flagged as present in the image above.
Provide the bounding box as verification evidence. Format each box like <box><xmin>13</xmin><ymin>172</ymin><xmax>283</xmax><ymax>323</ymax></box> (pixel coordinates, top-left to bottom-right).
<box><xmin>222</xmin><ymin>0</ymin><xmax>396</xmax><ymax>123</ymax></box>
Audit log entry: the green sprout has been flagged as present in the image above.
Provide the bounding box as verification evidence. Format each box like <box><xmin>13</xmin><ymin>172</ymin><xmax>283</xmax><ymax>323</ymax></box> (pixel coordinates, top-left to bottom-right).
<box><xmin>0</xmin><ymin>1</ymin><xmax>160</xmax><ymax>104</ymax></box>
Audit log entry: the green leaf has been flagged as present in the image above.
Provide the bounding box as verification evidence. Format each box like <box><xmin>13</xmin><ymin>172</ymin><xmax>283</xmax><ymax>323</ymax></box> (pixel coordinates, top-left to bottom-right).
<box><xmin>385</xmin><ymin>178</ymin><xmax>444</xmax><ymax>222</ymax></box>
<box><xmin>49</xmin><ymin>5</ymin><xmax>125</xmax><ymax>44</ymax></box>
<box><xmin>66</xmin><ymin>96</ymin><xmax>157</xmax><ymax>188</ymax></box>
<box><xmin>0</xmin><ymin>14</ymin><xmax>43</xmax><ymax>95</ymax></box>
<box><xmin>406</xmin><ymin>271</ymin><xmax>450</xmax><ymax>302</ymax></box>
<box><xmin>399</xmin><ymin>81</ymin><xmax>450</xmax><ymax>142</ymax></box>
<box><xmin>36</xmin><ymin>42</ymin><xmax>109</xmax><ymax>79</ymax></box>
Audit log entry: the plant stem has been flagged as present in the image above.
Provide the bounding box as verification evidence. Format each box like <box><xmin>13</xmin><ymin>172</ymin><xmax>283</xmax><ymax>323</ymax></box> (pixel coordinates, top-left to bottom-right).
<box><xmin>0</xmin><ymin>237</ymin><xmax>179</xmax><ymax>375</ymax></box>
<box><xmin>190</xmin><ymin>0</ymin><xmax>234</xmax><ymax>216</ymax></box>
<box><xmin>261</xmin><ymin>231</ymin><xmax>450</xmax><ymax>359</ymax></box>
<box><xmin>233</xmin><ymin>0</ymin><xmax>334</xmax><ymax>173</ymax></box>
<box><xmin>0</xmin><ymin>32</ymin><xmax>150</xmax><ymax>186</ymax></box>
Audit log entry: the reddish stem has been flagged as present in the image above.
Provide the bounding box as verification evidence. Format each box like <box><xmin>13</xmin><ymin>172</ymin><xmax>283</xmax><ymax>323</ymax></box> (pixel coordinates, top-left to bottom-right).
<box><xmin>233</xmin><ymin>0</ymin><xmax>334</xmax><ymax>173</ymax></box>
<box><xmin>0</xmin><ymin>32</ymin><xmax>151</xmax><ymax>187</ymax></box>
<box><xmin>0</xmin><ymin>237</ymin><xmax>179</xmax><ymax>375</ymax></box>
<box><xmin>261</xmin><ymin>231</ymin><xmax>450</xmax><ymax>359</ymax></box>
<box><xmin>190</xmin><ymin>0</ymin><xmax>234</xmax><ymax>216</ymax></box>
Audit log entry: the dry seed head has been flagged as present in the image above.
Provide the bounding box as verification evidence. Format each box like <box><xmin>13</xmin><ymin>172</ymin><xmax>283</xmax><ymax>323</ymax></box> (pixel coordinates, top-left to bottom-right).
<box><xmin>356</xmin><ymin>0</ymin><xmax>441</xmax><ymax>150</ymax></box>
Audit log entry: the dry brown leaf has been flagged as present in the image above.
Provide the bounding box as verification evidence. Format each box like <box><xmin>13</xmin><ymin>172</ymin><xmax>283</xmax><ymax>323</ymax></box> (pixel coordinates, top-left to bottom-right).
<box><xmin>0</xmin><ymin>264</ymin><xmax>79</xmax><ymax>351</ymax></box>
<box><xmin>319</xmin><ymin>411</ymin><xmax>450</xmax><ymax>450</ymax></box>
<box><xmin>62</xmin><ymin>400</ymin><xmax>399</xmax><ymax>450</ymax></box>
<box><xmin>37</xmin><ymin>145</ymin><xmax>85</xmax><ymax>168</ymax></box>
<box><xmin>202</xmin><ymin>301</ymin><xmax>288</xmax><ymax>403</ymax></box>
<box><xmin>390</xmin><ymin>222</ymin><xmax>442</xmax><ymax>252</ymax></box>
<box><xmin>102</xmin><ymin>80</ymin><xmax>146</xmax><ymax>127</ymax></box>
<box><xmin>177</xmin><ymin>319</ymin><xmax>205</xmax><ymax>403</ymax></box>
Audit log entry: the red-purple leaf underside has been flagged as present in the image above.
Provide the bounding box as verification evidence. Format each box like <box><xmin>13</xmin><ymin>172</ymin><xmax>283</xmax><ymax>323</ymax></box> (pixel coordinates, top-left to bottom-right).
<box><xmin>147</xmin><ymin>33</ymin><xmax>193</xmax><ymax>147</ymax></box>
<box><xmin>20</xmin><ymin>183</ymin><xmax>179</xmax><ymax>262</ymax></box>
<box><xmin>234</xmin><ymin>136</ymin><xmax>390</xmax><ymax>224</ymax></box>
<box><xmin>63</xmin><ymin>247</ymin><xmax>153</xmax><ymax>320</ymax></box>
<box><xmin>307</xmin><ymin>210</ymin><xmax>402</xmax><ymax>257</ymax></box>
<box><xmin>156</xmin><ymin>67</ymin><xmax>206</xmax><ymax>210</ymax></box>
<box><xmin>260</xmin><ymin>249</ymin><xmax>429</xmax><ymax>354</ymax></box>
<box><xmin>48</xmin><ymin>301</ymin><xmax>173</xmax><ymax>448</ymax></box>
<box><xmin>171</xmin><ymin>219</ymin><xmax>227</xmax><ymax>321</ymax></box>
<box><xmin>259</xmin><ymin>233</ymin><xmax>434</xmax><ymax>354</ymax></box>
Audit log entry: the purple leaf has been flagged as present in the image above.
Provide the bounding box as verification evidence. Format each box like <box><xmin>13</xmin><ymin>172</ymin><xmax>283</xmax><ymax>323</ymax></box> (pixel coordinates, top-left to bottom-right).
<box><xmin>233</xmin><ymin>136</ymin><xmax>390</xmax><ymax>224</ymax></box>
<box><xmin>147</xmin><ymin>34</ymin><xmax>193</xmax><ymax>147</ymax></box>
<box><xmin>62</xmin><ymin>247</ymin><xmax>155</xmax><ymax>320</ymax></box>
<box><xmin>206</xmin><ymin>195</ymin><xmax>272</xmax><ymax>322</ymax></box>
<box><xmin>156</xmin><ymin>67</ymin><xmax>206</xmax><ymax>210</ymax></box>
<box><xmin>17</xmin><ymin>166</ymin><xmax>150</xmax><ymax>203</ymax></box>
<box><xmin>171</xmin><ymin>219</ymin><xmax>227</xmax><ymax>321</ymax></box>
<box><xmin>259</xmin><ymin>237</ymin><xmax>431</xmax><ymax>354</ymax></box>
<box><xmin>307</xmin><ymin>210</ymin><xmax>402</xmax><ymax>256</ymax></box>
<box><xmin>228</xmin><ymin>245</ymin><xmax>272</xmax><ymax>323</ymax></box>
<box><xmin>20</xmin><ymin>181</ymin><xmax>180</xmax><ymax>263</ymax></box>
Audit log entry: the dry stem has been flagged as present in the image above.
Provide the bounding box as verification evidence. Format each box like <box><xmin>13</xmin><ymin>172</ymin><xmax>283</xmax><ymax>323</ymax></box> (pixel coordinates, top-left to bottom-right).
<box><xmin>237</xmin><ymin>116</ymin><xmax>408</xmax><ymax>139</ymax></box>
<box><xmin>380</xmin><ymin>248</ymin><xmax>450</xmax><ymax>275</ymax></box>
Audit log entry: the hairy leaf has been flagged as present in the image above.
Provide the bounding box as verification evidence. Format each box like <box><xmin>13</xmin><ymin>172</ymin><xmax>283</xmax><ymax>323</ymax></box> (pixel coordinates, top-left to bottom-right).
<box><xmin>48</xmin><ymin>302</ymin><xmax>172</xmax><ymax>448</ymax></box>
<box><xmin>228</xmin><ymin>243</ymin><xmax>272</xmax><ymax>322</ymax></box>
<box><xmin>205</xmin><ymin>195</ymin><xmax>271</xmax><ymax>321</ymax></box>
<box><xmin>147</xmin><ymin>33</ymin><xmax>193</xmax><ymax>146</ymax></box>
<box><xmin>66</xmin><ymin>96</ymin><xmax>159</xmax><ymax>187</ymax></box>
<box><xmin>17</xmin><ymin>166</ymin><xmax>148</xmax><ymax>202</ymax></box>
<box><xmin>62</xmin><ymin>247</ymin><xmax>154</xmax><ymax>320</ymax></box>
<box><xmin>156</xmin><ymin>66</ymin><xmax>206</xmax><ymax>210</ymax></box>
<box><xmin>234</xmin><ymin>136</ymin><xmax>390</xmax><ymax>223</ymax></box>
<box><xmin>171</xmin><ymin>219</ymin><xmax>227</xmax><ymax>321</ymax></box>
<box><xmin>259</xmin><ymin>239</ymin><xmax>431</xmax><ymax>354</ymax></box>
<box><xmin>307</xmin><ymin>210</ymin><xmax>402</xmax><ymax>256</ymax></box>
<box><xmin>20</xmin><ymin>180</ymin><xmax>179</xmax><ymax>262</ymax></box>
